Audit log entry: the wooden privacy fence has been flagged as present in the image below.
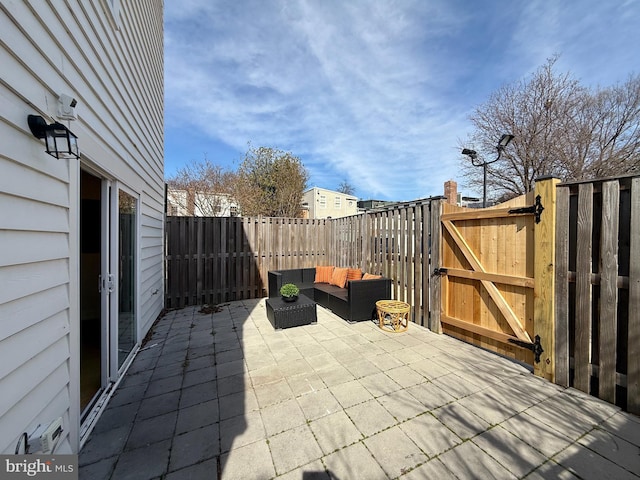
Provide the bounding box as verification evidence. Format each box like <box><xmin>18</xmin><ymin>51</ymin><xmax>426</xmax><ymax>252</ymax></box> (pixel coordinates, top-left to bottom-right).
<box><xmin>555</xmin><ymin>175</ymin><xmax>640</xmax><ymax>413</ymax></box>
<box><xmin>331</xmin><ymin>199</ymin><xmax>437</xmax><ymax>327</ymax></box>
<box><xmin>165</xmin><ymin>216</ymin><xmax>332</xmax><ymax>307</ymax></box>
<box><xmin>165</xmin><ymin>198</ymin><xmax>439</xmax><ymax>327</ymax></box>
<box><xmin>164</xmin><ymin>174</ymin><xmax>639</xmax><ymax>413</ymax></box>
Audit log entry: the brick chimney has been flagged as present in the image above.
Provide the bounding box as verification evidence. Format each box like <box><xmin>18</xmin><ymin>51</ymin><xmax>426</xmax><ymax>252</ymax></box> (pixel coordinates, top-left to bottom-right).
<box><xmin>444</xmin><ymin>180</ymin><xmax>458</xmax><ymax>205</ymax></box>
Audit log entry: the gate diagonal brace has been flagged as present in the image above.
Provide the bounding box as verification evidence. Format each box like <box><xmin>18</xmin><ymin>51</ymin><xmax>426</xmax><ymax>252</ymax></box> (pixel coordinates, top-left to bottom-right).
<box><xmin>508</xmin><ymin>195</ymin><xmax>544</xmax><ymax>223</ymax></box>
<box><xmin>508</xmin><ymin>334</ymin><xmax>544</xmax><ymax>363</ymax></box>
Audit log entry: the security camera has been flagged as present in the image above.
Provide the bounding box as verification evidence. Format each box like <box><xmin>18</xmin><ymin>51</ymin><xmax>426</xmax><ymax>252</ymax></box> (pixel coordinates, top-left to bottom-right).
<box><xmin>58</xmin><ymin>93</ymin><xmax>77</xmax><ymax>120</ymax></box>
<box><xmin>59</xmin><ymin>94</ymin><xmax>77</xmax><ymax>108</ymax></box>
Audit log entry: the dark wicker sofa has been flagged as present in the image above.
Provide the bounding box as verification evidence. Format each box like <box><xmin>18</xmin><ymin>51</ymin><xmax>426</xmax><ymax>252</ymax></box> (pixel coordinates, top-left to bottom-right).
<box><xmin>268</xmin><ymin>268</ymin><xmax>391</xmax><ymax>322</ymax></box>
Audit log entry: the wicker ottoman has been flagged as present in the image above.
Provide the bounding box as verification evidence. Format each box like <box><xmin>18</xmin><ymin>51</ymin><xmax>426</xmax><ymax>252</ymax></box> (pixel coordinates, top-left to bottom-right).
<box><xmin>266</xmin><ymin>295</ymin><xmax>317</xmax><ymax>329</ymax></box>
<box><xmin>376</xmin><ymin>300</ymin><xmax>410</xmax><ymax>332</ymax></box>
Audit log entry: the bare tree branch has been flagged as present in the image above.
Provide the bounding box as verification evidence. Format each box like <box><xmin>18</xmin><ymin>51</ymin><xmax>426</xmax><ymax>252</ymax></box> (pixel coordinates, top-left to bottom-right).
<box><xmin>461</xmin><ymin>56</ymin><xmax>640</xmax><ymax>200</ymax></box>
<box><xmin>166</xmin><ymin>157</ymin><xmax>236</xmax><ymax>216</ymax></box>
<box><xmin>337</xmin><ymin>180</ymin><xmax>356</xmax><ymax>195</ymax></box>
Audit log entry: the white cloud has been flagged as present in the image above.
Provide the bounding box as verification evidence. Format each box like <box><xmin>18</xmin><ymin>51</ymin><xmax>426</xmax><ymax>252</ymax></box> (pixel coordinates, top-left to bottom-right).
<box><xmin>511</xmin><ymin>1</ymin><xmax>640</xmax><ymax>86</ymax></box>
<box><xmin>165</xmin><ymin>0</ymin><xmax>640</xmax><ymax>200</ymax></box>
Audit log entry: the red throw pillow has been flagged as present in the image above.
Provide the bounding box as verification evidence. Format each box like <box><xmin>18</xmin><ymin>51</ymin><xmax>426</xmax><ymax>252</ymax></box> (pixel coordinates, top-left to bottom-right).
<box><xmin>362</xmin><ymin>273</ymin><xmax>382</xmax><ymax>280</ymax></box>
<box><xmin>346</xmin><ymin>268</ymin><xmax>363</xmax><ymax>281</ymax></box>
<box><xmin>330</xmin><ymin>267</ymin><xmax>349</xmax><ymax>288</ymax></box>
<box><xmin>315</xmin><ymin>266</ymin><xmax>334</xmax><ymax>283</ymax></box>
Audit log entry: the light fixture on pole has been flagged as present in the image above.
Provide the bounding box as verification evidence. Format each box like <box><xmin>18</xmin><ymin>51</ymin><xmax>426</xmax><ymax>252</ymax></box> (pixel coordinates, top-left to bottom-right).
<box><xmin>28</xmin><ymin>114</ymin><xmax>79</xmax><ymax>160</ymax></box>
<box><xmin>462</xmin><ymin>134</ymin><xmax>514</xmax><ymax>207</ymax></box>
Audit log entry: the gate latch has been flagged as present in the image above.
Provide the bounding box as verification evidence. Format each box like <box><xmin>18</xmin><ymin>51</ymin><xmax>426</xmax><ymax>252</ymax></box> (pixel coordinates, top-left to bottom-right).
<box><xmin>99</xmin><ymin>274</ymin><xmax>115</xmax><ymax>293</ymax></box>
<box><xmin>432</xmin><ymin>268</ymin><xmax>448</xmax><ymax>276</ymax></box>
<box><xmin>508</xmin><ymin>334</ymin><xmax>544</xmax><ymax>363</ymax></box>
<box><xmin>508</xmin><ymin>195</ymin><xmax>544</xmax><ymax>223</ymax></box>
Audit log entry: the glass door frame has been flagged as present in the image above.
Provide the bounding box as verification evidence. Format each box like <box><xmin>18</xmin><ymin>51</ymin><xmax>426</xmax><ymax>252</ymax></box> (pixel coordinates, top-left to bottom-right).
<box><xmin>79</xmin><ymin>169</ymin><xmax>114</xmax><ymax>428</ymax></box>
<box><xmin>101</xmin><ymin>179</ymin><xmax>114</xmax><ymax>386</ymax></box>
<box><xmin>108</xmin><ymin>181</ymin><xmax>141</xmax><ymax>379</ymax></box>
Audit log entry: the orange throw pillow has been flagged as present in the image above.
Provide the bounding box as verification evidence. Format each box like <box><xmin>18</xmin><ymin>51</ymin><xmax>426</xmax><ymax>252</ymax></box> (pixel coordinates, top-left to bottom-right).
<box><xmin>315</xmin><ymin>266</ymin><xmax>334</xmax><ymax>283</ymax></box>
<box><xmin>347</xmin><ymin>268</ymin><xmax>363</xmax><ymax>281</ymax></box>
<box><xmin>362</xmin><ymin>273</ymin><xmax>382</xmax><ymax>280</ymax></box>
<box><xmin>330</xmin><ymin>267</ymin><xmax>349</xmax><ymax>288</ymax></box>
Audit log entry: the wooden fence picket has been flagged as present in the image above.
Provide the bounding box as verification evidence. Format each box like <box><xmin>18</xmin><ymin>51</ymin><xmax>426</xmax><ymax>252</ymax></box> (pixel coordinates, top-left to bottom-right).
<box><xmin>554</xmin><ymin>174</ymin><xmax>639</xmax><ymax>413</ymax></box>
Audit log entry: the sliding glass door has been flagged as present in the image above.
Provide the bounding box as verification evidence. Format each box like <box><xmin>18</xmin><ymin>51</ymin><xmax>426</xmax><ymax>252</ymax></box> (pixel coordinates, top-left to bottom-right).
<box><xmin>117</xmin><ymin>189</ymin><xmax>137</xmax><ymax>368</ymax></box>
<box><xmin>81</xmin><ymin>173</ymin><xmax>140</xmax><ymax>437</ymax></box>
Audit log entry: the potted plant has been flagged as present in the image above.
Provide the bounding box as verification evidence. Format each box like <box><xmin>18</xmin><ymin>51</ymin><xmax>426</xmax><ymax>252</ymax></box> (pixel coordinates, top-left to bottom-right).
<box><xmin>280</xmin><ymin>283</ymin><xmax>299</xmax><ymax>302</ymax></box>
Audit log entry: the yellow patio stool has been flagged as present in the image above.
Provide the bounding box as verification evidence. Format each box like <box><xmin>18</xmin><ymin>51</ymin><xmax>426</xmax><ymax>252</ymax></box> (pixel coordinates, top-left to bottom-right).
<box><xmin>376</xmin><ymin>300</ymin><xmax>410</xmax><ymax>332</ymax></box>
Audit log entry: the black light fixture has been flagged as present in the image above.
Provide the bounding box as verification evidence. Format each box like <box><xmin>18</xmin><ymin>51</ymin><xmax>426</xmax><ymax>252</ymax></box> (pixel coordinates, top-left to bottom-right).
<box><xmin>28</xmin><ymin>114</ymin><xmax>79</xmax><ymax>160</ymax></box>
<box><xmin>461</xmin><ymin>148</ymin><xmax>477</xmax><ymax>160</ymax></box>
<box><xmin>497</xmin><ymin>134</ymin><xmax>514</xmax><ymax>149</ymax></box>
<box><xmin>462</xmin><ymin>134</ymin><xmax>514</xmax><ymax>207</ymax></box>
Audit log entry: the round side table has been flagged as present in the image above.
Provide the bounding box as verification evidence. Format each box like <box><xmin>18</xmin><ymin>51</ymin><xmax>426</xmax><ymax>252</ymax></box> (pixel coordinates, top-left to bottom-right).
<box><xmin>376</xmin><ymin>300</ymin><xmax>410</xmax><ymax>333</ymax></box>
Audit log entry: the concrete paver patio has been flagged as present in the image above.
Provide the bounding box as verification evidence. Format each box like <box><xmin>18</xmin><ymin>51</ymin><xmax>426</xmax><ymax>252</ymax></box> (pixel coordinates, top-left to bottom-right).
<box><xmin>79</xmin><ymin>299</ymin><xmax>640</xmax><ymax>479</ymax></box>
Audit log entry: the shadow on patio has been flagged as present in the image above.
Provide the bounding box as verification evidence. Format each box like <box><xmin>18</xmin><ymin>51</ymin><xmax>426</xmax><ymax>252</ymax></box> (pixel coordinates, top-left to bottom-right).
<box><xmin>79</xmin><ymin>300</ymin><xmax>640</xmax><ymax>479</ymax></box>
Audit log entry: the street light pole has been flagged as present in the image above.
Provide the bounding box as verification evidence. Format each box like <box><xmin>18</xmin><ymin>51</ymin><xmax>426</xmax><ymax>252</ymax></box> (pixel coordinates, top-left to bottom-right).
<box><xmin>483</xmin><ymin>161</ymin><xmax>488</xmax><ymax>208</ymax></box>
<box><xmin>462</xmin><ymin>134</ymin><xmax>514</xmax><ymax>208</ymax></box>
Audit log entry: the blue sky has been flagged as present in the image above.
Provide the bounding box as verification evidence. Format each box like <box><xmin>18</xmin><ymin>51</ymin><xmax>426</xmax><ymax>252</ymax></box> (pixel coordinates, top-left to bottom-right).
<box><xmin>164</xmin><ymin>0</ymin><xmax>640</xmax><ymax>201</ymax></box>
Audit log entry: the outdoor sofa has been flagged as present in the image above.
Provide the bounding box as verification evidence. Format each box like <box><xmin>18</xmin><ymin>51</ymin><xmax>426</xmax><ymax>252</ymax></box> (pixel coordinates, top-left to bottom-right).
<box><xmin>268</xmin><ymin>267</ymin><xmax>391</xmax><ymax>322</ymax></box>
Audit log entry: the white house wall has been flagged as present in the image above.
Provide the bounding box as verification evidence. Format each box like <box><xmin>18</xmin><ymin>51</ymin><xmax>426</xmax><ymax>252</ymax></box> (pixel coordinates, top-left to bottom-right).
<box><xmin>303</xmin><ymin>187</ymin><xmax>358</xmax><ymax>219</ymax></box>
<box><xmin>0</xmin><ymin>0</ymin><xmax>164</xmax><ymax>453</ymax></box>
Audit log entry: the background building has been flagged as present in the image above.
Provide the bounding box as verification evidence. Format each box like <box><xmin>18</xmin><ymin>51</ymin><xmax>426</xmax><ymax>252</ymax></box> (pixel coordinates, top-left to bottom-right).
<box><xmin>302</xmin><ymin>187</ymin><xmax>358</xmax><ymax>219</ymax></box>
<box><xmin>444</xmin><ymin>179</ymin><xmax>482</xmax><ymax>207</ymax></box>
<box><xmin>167</xmin><ymin>188</ymin><xmax>240</xmax><ymax>216</ymax></box>
<box><xmin>357</xmin><ymin>199</ymin><xmax>394</xmax><ymax>212</ymax></box>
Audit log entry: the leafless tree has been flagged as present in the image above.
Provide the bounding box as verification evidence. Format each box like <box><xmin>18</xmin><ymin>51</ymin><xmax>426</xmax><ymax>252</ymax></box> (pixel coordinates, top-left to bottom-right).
<box><xmin>337</xmin><ymin>180</ymin><xmax>356</xmax><ymax>196</ymax></box>
<box><xmin>166</xmin><ymin>157</ymin><xmax>236</xmax><ymax>216</ymax></box>
<box><xmin>559</xmin><ymin>75</ymin><xmax>640</xmax><ymax>180</ymax></box>
<box><xmin>461</xmin><ymin>56</ymin><xmax>640</xmax><ymax>200</ymax></box>
<box><xmin>233</xmin><ymin>146</ymin><xmax>309</xmax><ymax>217</ymax></box>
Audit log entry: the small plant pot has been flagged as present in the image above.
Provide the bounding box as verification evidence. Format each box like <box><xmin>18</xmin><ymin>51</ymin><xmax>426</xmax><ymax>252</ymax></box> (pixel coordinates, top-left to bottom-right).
<box><xmin>279</xmin><ymin>283</ymin><xmax>300</xmax><ymax>301</ymax></box>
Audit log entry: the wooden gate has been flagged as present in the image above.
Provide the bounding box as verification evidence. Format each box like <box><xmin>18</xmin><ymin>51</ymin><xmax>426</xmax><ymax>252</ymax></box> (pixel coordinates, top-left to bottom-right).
<box><xmin>437</xmin><ymin>178</ymin><xmax>558</xmax><ymax>368</ymax></box>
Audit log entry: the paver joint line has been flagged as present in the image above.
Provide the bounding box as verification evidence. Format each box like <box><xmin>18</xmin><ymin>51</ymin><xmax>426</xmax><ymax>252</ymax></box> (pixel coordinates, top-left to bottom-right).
<box><xmin>78</xmin><ymin>301</ymin><xmax>640</xmax><ymax>479</ymax></box>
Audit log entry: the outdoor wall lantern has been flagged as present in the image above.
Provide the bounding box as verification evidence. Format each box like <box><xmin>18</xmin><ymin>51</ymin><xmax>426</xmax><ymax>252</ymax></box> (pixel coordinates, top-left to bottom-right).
<box><xmin>462</xmin><ymin>134</ymin><xmax>514</xmax><ymax>207</ymax></box>
<box><xmin>27</xmin><ymin>114</ymin><xmax>79</xmax><ymax>160</ymax></box>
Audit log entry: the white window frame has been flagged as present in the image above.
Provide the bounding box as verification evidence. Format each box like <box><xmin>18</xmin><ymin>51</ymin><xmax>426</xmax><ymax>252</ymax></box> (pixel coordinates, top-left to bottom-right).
<box><xmin>319</xmin><ymin>195</ymin><xmax>327</xmax><ymax>208</ymax></box>
<box><xmin>334</xmin><ymin>196</ymin><xmax>342</xmax><ymax>209</ymax></box>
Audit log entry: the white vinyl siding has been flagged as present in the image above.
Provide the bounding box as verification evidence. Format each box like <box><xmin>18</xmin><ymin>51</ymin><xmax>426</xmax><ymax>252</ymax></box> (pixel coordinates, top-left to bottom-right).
<box><xmin>0</xmin><ymin>0</ymin><xmax>163</xmax><ymax>454</ymax></box>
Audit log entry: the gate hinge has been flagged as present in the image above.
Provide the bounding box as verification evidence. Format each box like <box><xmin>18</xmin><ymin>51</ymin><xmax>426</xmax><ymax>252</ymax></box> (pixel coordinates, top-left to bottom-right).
<box><xmin>432</xmin><ymin>268</ymin><xmax>448</xmax><ymax>277</ymax></box>
<box><xmin>508</xmin><ymin>195</ymin><xmax>544</xmax><ymax>223</ymax></box>
<box><xmin>508</xmin><ymin>334</ymin><xmax>544</xmax><ymax>363</ymax></box>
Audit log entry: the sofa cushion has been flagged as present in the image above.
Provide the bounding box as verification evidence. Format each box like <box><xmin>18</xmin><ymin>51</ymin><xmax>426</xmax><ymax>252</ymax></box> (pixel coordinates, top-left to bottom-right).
<box><xmin>279</xmin><ymin>269</ymin><xmax>303</xmax><ymax>285</ymax></box>
<box><xmin>330</xmin><ymin>267</ymin><xmax>349</xmax><ymax>288</ymax></box>
<box><xmin>315</xmin><ymin>282</ymin><xmax>348</xmax><ymax>301</ymax></box>
<box><xmin>302</xmin><ymin>268</ymin><xmax>316</xmax><ymax>284</ymax></box>
<box><xmin>347</xmin><ymin>268</ymin><xmax>363</xmax><ymax>282</ymax></box>
<box><xmin>315</xmin><ymin>265</ymin><xmax>334</xmax><ymax>283</ymax></box>
<box><xmin>363</xmin><ymin>273</ymin><xmax>382</xmax><ymax>280</ymax></box>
